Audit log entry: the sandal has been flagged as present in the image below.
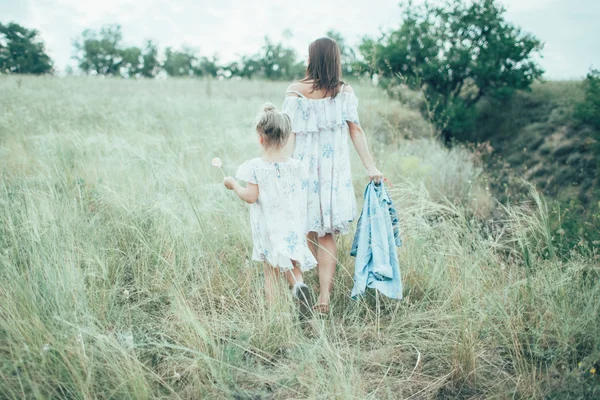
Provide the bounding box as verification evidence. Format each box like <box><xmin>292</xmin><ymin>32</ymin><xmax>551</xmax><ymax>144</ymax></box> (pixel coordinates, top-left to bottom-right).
<box><xmin>312</xmin><ymin>303</ymin><xmax>330</xmax><ymax>315</ymax></box>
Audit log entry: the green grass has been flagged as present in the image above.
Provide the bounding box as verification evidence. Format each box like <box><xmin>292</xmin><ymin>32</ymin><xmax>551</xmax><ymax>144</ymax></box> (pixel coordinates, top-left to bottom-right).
<box><xmin>0</xmin><ymin>76</ymin><xmax>599</xmax><ymax>399</ymax></box>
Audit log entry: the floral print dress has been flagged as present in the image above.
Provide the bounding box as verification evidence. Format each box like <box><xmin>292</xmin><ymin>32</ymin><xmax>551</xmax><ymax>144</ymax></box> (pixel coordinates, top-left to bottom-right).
<box><xmin>282</xmin><ymin>85</ymin><xmax>360</xmax><ymax>237</ymax></box>
<box><xmin>236</xmin><ymin>157</ymin><xmax>317</xmax><ymax>271</ymax></box>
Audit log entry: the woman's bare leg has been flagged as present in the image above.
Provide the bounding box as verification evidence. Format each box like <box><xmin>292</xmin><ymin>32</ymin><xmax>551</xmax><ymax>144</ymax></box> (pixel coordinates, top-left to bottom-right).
<box><xmin>316</xmin><ymin>233</ymin><xmax>337</xmax><ymax>306</ymax></box>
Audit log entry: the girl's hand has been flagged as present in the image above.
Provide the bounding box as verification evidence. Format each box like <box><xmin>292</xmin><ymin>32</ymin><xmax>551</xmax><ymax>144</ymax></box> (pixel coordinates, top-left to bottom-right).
<box><xmin>223</xmin><ymin>177</ymin><xmax>236</xmax><ymax>190</ymax></box>
<box><xmin>367</xmin><ymin>166</ymin><xmax>383</xmax><ymax>184</ymax></box>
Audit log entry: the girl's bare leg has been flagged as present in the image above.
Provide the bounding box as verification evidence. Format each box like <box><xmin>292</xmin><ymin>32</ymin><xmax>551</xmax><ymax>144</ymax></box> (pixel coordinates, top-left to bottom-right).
<box><xmin>284</xmin><ymin>262</ymin><xmax>304</xmax><ymax>286</ymax></box>
<box><xmin>263</xmin><ymin>262</ymin><xmax>280</xmax><ymax>304</ymax></box>
<box><xmin>316</xmin><ymin>233</ymin><xmax>337</xmax><ymax>306</ymax></box>
<box><xmin>263</xmin><ymin>262</ymin><xmax>305</xmax><ymax>304</ymax></box>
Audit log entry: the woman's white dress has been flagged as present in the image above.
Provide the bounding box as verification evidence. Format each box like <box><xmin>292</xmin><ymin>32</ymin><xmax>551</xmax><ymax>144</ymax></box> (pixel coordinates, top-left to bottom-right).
<box><xmin>282</xmin><ymin>87</ymin><xmax>360</xmax><ymax>237</ymax></box>
<box><xmin>236</xmin><ymin>158</ymin><xmax>317</xmax><ymax>271</ymax></box>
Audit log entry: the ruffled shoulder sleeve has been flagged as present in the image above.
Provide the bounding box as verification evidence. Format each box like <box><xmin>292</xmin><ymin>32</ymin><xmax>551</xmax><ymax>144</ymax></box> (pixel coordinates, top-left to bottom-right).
<box><xmin>281</xmin><ymin>96</ymin><xmax>305</xmax><ymax>133</ymax></box>
<box><xmin>345</xmin><ymin>92</ymin><xmax>360</xmax><ymax>125</ymax></box>
<box><xmin>281</xmin><ymin>93</ymin><xmax>360</xmax><ymax>135</ymax></box>
<box><xmin>235</xmin><ymin>159</ymin><xmax>258</xmax><ymax>184</ymax></box>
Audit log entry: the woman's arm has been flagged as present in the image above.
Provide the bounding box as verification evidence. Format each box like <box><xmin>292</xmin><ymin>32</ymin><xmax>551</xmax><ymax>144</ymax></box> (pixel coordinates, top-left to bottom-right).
<box><xmin>348</xmin><ymin>122</ymin><xmax>383</xmax><ymax>183</ymax></box>
<box><xmin>343</xmin><ymin>85</ymin><xmax>383</xmax><ymax>183</ymax></box>
<box><xmin>224</xmin><ymin>178</ymin><xmax>259</xmax><ymax>204</ymax></box>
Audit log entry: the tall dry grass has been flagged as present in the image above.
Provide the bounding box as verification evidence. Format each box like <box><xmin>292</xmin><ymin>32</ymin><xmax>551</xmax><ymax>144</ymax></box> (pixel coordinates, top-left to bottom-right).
<box><xmin>0</xmin><ymin>76</ymin><xmax>598</xmax><ymax>399</ymax></box>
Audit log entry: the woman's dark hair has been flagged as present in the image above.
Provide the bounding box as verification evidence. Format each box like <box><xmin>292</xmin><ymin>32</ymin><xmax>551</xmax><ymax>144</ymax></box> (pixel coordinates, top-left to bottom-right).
<box><xmin>256</xmin><ymin>103</ymin><xmax>291</xmax><ymax>148</ymax></box>
<box><xmin>302</xmin><ymin>37</ymin><xmax>344</xmax><ymax>98</ymax></box>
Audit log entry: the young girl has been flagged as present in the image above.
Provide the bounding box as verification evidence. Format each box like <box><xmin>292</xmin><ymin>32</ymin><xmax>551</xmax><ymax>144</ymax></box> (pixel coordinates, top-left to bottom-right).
<box><xmin>282</xmin><ymin>37</ymin><xmax>383</xmax><ymax>313</ymax></box>
<box><xmin>223</xmin><ymin>103</ymin><xmax>316</xmax><ymax>314</ymax></box>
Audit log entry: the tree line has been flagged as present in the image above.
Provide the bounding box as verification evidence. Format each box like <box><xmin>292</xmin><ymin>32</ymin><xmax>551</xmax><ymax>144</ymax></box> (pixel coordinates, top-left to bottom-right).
<box><xmin>1</xmin><ymin>21</ymin><xmax>355</xmax><ymax>80</ymax></box>
<box><xmin>70</xmin><ymin>24</ymin><xmax>306</xmax><ymax>80</ymax></box>
<box><xmin>2</xmin><ymin>0</ymin><xmax>597</xmax><ymax>143</ymax></box>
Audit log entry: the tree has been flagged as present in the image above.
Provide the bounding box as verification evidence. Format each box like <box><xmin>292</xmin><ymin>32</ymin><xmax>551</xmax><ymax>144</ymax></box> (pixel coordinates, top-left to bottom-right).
<box><xmin>254</xmin><ymin>37</ymin><xmax>303</xmax><ymax>80</ymax></box>
<box><xmin>0</xmin><ymin>22</ymin><xmax>53</xmax><ymax>74</ymax></box>
<box><xmin>239</xmin><ymin>55</ymin><xmax>261</xmax><ymax>78</ymax></box>
<box><xmin>140</xmin><ymin>40</ymin><xmax>160</xmax><ymax>78</ymax></box>
<box><xmin>326</xmin><ymin>30</ymin><xmax>357</xmax><ymax>76</ymax></box>
<box><xmin>162</xmin><ymin>47</ymin><xmax>196</xmax><ymax>77</ymax></box>
<box><xmin>223</xmin><ymin>61</ymin><xmax>242</xmax><ymax>78</ymax></box>
<box><xmin>359</xmin><ymin>0</ymin><xmax>544</xmax><ymax>143</ymax></box>
<box><xmin>73</xmin><ymin>25</ymin><xmax>158</xmax><ymax>78</ymax></box>
<box><xmin>261</xmin><ymin>37</ymin><xmax>296</xmax><ymax>80</ymax></box>
<box><xmin>194</xmin><ymin>55</ymin><xmax>219</xmax><ymax>77</ymax></box>
<box><xmin>120</xmin><ymin>45</ymin><xmax>142</xmax><ymax>77</ymax></box>
<box><xmin>73</xmin><ymin>24</ymin><xmax>124</xmax><ymax>75</ymax></box>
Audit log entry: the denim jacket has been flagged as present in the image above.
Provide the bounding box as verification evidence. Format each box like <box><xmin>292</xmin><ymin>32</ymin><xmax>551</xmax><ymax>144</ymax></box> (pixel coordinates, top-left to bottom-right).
<box><xmin>350</xmin><ymin>182</ymin><xmax>403</xmax><ymax>299</ymax></box>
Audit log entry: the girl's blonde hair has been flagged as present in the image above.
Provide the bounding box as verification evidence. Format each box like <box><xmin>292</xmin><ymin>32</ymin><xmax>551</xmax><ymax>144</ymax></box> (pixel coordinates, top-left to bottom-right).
<box><xmin>256</xmin><ymin>103</ymin><xmax>291</xmax><ymax>148</ymax></box>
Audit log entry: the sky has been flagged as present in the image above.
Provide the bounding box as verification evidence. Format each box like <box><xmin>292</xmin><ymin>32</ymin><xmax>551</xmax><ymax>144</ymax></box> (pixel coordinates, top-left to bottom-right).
<box><xmin>1</xmin><ymin>0</ymin><xmax>599</xmax><ymax>80</ymax></box>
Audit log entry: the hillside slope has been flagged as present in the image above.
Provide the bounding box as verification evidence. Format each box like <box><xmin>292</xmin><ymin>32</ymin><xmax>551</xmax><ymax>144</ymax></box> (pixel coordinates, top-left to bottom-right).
<box><xmin>471</xmin><ymin>82</ymin><xmax>600</xmax><ymax>247</ymax></box>
<box><xmin>475</xmin><ymin>82</ymin><xmax>597</xmax><ymax>201</ymax></box>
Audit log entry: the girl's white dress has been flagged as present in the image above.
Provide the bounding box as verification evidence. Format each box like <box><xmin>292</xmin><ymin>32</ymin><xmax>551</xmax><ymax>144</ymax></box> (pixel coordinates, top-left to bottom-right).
<box><xmin>282</xmin><ymin>85</ymin><xmax>359</xmax><ymax>237</ymax></box>
<box><xmin>236</xmin><ymin>158</ymin><xmax>317</xmax><ymax>271</ymax></box>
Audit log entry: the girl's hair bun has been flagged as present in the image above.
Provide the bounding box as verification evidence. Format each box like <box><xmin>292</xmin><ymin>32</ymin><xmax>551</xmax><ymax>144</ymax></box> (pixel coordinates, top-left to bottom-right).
<box><xmin>256</xmin><ymin>102</ymin><xmax>291</xmax><ymax>149</ymax></box>
<box><xmin>262</xmin><ymin>103</ymin><xmax>276</xmax><ymax>112</ymax></box>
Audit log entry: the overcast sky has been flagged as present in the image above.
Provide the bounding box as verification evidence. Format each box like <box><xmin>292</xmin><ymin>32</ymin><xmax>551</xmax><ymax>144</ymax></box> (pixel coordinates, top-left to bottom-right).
<box><xmin>1</xmin><ymin>0</ymin><xmax>599</xmax><ymax>79</ymax></box>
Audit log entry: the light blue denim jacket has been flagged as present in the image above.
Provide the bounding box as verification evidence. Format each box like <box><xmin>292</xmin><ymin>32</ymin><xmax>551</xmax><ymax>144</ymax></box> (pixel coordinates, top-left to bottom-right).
<box><xmin>350</xmin><ymin>182</ymin><xmax>403</xmax><ymax>299</ymax></box>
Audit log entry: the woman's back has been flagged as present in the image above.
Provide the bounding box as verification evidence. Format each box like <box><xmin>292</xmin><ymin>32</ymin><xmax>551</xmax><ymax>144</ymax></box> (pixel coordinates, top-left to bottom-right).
<box><xmin>286</xmin><ymin>80</ymin><xmax>349</xmax><ymax>100</ymax></box>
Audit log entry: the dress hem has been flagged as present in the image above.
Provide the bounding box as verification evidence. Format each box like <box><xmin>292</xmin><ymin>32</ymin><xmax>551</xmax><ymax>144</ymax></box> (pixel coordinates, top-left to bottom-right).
<box><xmin>308</xmin><ymin>220</ymin><xmax>354</xmax><ymax>238</ymax></box>
<box><xmin>252</xmin><ymin>252</ymin><xmax>317</xmax><ymax>272</ymax></box>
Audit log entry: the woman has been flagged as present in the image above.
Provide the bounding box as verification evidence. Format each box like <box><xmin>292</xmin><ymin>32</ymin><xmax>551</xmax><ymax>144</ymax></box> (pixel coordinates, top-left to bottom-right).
<box><xmin>282</xmin><ymin>37</ymin><xmax>383</xmax><ymax>313</ymax></box>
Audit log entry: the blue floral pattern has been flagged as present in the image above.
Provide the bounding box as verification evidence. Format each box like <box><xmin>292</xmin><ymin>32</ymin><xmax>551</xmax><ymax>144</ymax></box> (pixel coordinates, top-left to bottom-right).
<box><xmin>236</xmin><ymin>158</ymin><xmax>317</xmax><ymax>271</ymax></box>
<box><xmin>313</xmin><ymin>180</ymin><xmax>320</xmax><ymax>194</ymax></box>
<box><xmin>322</xmin><ymin>143</ymin><xmax>333</xmax><ymax>159</ymax></box>
<box><xmin>282</xmin><ymin>89</ymin><xmax>359</xmax><ymax>237</ymax></box>
<box><xmin>284</xmin><ymin>232</ymin><xmax>298</xmax><ymax>253</ymax></box>
<box><xmin>297</xmin><ymin>98</ymin><xmax>311</xmax><ymax>121</ymax></box>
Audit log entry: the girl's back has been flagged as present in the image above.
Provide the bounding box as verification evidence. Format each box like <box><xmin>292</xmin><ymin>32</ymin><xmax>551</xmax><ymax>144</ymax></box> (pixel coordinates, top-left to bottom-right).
<box><xmin>237</xmin><ymin>157</ymin><xmax>307</xmax><ymax>214</ymax></box>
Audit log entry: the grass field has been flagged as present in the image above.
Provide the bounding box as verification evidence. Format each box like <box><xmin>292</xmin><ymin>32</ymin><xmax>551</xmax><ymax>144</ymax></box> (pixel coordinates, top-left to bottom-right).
<box><xmin>1</xmin><ymin>76</ymin><xmax>599</xmax><ymax>399</ymax></box>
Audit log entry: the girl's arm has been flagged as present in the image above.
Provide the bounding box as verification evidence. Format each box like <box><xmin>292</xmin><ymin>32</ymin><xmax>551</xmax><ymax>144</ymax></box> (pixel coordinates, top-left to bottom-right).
<box><xmin>224</xmin><ymin>177</ymin><xmax>259</xmax><ymax>204</ymax></box>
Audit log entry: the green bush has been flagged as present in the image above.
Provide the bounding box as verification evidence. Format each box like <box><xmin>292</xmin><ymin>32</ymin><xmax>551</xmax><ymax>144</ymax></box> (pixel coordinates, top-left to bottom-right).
<box><xmin>575</xmin><ymin>69</ymin><xmax>600</xmax><ymax>130</ymax></box>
